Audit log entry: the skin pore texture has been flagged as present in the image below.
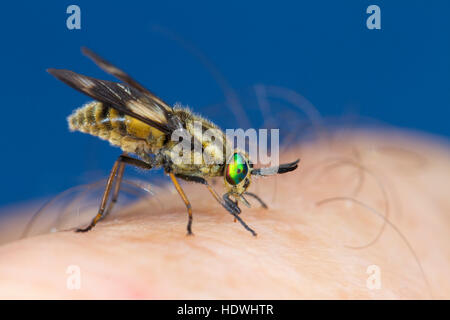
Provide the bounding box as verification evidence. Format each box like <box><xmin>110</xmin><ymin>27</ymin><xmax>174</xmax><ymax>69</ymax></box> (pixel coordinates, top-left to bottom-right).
<box><xmin>0</xmin><ymin>130</ymin><xmax>449</xmax><ymax>299</ymax></box>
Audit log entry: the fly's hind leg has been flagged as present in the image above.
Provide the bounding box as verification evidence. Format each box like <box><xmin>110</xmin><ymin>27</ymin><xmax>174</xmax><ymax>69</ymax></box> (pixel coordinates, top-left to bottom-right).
<box><xmin>76</xmin><ymin>154</ymin><xmax>153</xmax><ymax>233</ymax></box>
<box><xmin>102</xmin><ymin>159</ymin><xmax>126</xmax><ymax>219</ymax></box>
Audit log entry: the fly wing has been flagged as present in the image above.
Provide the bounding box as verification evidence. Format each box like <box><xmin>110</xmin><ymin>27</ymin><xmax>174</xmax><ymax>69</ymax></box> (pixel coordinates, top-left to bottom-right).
<box><xmin>47</xmin><ymin>68</ymin><xmax>172</xmax><ymax>134</ymax></box>
<box><xmin>81</xmin><ymin>47</ymin><xmax>173</xmax><ymax>116</ymax></box>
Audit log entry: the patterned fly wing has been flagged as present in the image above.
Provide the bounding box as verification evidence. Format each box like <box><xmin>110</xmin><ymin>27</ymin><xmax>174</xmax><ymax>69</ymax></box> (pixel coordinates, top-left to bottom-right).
<box><xmin>81</xmin><ymin>47</ymin><xmax>173</xmax><ymax>116</ymax></box>
<box><xmin>47</xmin><ymin>68</ymin><xmax>173</xmax><ymax>135</ymax></box>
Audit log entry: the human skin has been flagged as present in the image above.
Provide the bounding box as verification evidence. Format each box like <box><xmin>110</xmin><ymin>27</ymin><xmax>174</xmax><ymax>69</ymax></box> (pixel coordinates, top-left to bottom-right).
<box><xmin>0</xmin><ymin>130</ymin><xmax>449</xmax><ymax>299</ymax></box>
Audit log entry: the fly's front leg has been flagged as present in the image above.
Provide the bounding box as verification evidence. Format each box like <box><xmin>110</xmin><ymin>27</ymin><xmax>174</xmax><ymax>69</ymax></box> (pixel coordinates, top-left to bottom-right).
<box><xmin>223</xmin><ymin>193</ymin><xmax>257</xmax><ymax>236</ymax></box>
<box><xmin>244</xmin><ymin>192</ymin><xmax>268</xmax><ymax>209</ymax></box>
<box><xmin>174</xmin><ymin>174</ymin><xmax>240</xmax><ymax>215</ymax></box>
<box><xmin>76</xmin><ymin>154</ymin><xmax>153</xmax><ymax>233</ymax></box>
<box><xmin>174</xmin><ymin>174</ymin><xmax>256</xmax><ymax>236</ymax></box>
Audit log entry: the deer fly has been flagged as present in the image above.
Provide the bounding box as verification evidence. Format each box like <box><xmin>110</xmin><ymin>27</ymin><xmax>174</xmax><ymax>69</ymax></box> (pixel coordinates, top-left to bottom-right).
<box><xmin>47</xmin><ymin>47</ymin><xmax>299</xmax><ymax>236</ymax></box>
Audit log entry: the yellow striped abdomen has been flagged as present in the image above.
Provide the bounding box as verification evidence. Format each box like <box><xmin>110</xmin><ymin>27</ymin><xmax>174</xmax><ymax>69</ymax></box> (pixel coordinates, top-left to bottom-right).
<box><xmin>67</xmin><ymin>101</ymin><xmax>166</xmax><ymax>156</ymax></box>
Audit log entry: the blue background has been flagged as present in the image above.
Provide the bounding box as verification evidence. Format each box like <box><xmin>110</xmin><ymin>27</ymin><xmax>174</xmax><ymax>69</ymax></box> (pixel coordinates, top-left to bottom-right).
<box><xmin>0</xmin><ymin>0</ymin><xmax>449</xmax><ymax>207</ymax></box>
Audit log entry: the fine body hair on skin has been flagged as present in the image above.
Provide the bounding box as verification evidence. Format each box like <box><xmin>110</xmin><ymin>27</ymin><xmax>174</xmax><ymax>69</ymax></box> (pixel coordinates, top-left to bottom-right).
<box><xmin>0</xmin><ymin>129</ymin><xmax>448</xmax><ymax>299</ymax></box>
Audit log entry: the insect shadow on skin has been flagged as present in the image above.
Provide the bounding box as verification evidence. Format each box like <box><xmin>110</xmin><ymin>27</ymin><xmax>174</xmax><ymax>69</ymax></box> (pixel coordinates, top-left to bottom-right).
<box><xmin>46</xmin><ymin>47</ymin><xmax>300</xmax><ymax>236</ymax></box>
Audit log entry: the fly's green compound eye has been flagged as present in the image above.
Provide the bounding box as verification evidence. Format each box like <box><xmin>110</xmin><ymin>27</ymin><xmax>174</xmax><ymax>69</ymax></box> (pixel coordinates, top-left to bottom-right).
<box><xmin>225</xmin><ymin>153</ymin><xmax>248</xmax><ymax>185</ymax></box>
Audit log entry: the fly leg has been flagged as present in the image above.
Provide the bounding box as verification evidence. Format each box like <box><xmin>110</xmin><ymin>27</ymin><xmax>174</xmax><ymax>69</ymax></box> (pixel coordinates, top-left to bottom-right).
<box><xmin>174</xmin><ymin>174</ymin><xmax>256</xmax><ymax>236</ymax></box>
<box><xmin>102</xmin><ymin>159</ymin><xmax>126</xmax><ymax>219</ymax></box>
<box><xmin>244</xmin><ymin>192</ymin><xmax>268</xmax><ymax>209</ymax></box>
<box><xmin>76</xmin><ymin>154</ymin><xmax>152</xmax><ymax>232</ymax></box>
<box><xmin>223</xmin><ymin>193</ymin><xmax>257</xmax><ymax>236</ymax></box>
<box><xmin>169</xmin><ymin>173</ymin><xmax>194</xmax><ymax>235</ymax></box>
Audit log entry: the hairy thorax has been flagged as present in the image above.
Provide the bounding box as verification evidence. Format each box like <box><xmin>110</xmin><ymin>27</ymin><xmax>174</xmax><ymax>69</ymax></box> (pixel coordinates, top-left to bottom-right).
<box><xmin>162</xmin><ymin>108</ymin><xmax>229</xmax><ymax>177</ymax></box>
